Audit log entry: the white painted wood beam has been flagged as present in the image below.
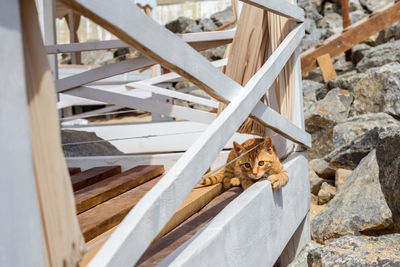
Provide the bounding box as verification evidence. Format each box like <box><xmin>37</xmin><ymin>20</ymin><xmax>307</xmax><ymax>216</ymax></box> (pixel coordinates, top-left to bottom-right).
<box><xmin>161</xmin><ymin>153</ymin><xmax>309</xmax><ymax>266</ymax></box>
<box><xmin>66</xmin><ymin>86</ymin><xmax>216</xmax><ymax>124</ymax></box>
<box><xmin>240</xmin><ymin>0</ymin><xmax>304</xmax><ymax>22</ymax></box>
<box><xmin>56</xmin><ymin>56</ymin><xmax>154</xmax><ymax>92</ymax></box>
<box><xmin>88</xmin><ymin>23</ymin><xmax>306</xmax><ymax>267</ymax></box>
<box><xmin>0</xmin><ymin>1</ymin><xmax>46</xmax><ymax>266</ymax></box>
<box><xmin>44</xmin><ymin>30</ymin><xmax>235</xmax><ymax>54</ymax></box>
<box><xmin>127</xmin><ymin>83</ymin><xmax>219</xmax><ymax>108</ymax></box>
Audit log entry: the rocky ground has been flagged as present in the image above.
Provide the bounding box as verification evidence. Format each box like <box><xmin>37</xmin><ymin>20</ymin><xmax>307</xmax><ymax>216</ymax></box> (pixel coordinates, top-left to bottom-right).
<box><xmin>292</xmin><ymin>0</ymin><xmax>400</xmax><ymax>266</ymax></box>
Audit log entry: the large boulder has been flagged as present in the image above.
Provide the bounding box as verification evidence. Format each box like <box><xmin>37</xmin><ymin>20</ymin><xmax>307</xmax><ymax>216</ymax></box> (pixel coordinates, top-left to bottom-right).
<box><xmin>352</xmin><ymin>63</ymin><xmax>400</xmax><ymax>117</ymax></box>
<box><xmin>307</xmin><ymin>234</ymin><xmax>400</xmax><ymax>266</ymax></box>
<box><xmin>306</xmin><ymin>89</ymin><xmax>354</xmax><ymax>159</ymax></box>
<box><xmin>62</xmin><ymin>130</ymin><xmax>122</xmax><ymax>157</ymax></box>
<box><xmin>325</xmin><ymin>125</ymin><xmax>400</xmax><ymax>169</ymax></box>
<box><xmin>309</xmin><ymin>158</ymin><xmax>335</xmax><ymax>179</ymax></box>
<box><xmin>311</xmin><ymin>150</ymin><xmax>393</xmax><ymax>244</ymax></box>
<box><xmin>287</xmin><ymin>242</ymin><xmax>322</xmax><ymax>267</ymax></box>
<box><xmin>356</xmin><ymin>40</ymin><xmax>400</xmax><ymax>72</ymax></box>
<box><xmin>359</xmin><ymin>0</ymin><xmax>394</xmax><ymax>12</ymax></box>
<box><xmin>351</xmin><ymin>43</ymin><xmax>372</xmax><ymax>64</ymax></box>
<box><xmin>376</xmin><ymin>21</ymin><xmax>400</xmax><ymax>45</ymax></box>
<box><xmin>376</xmin><ymin>129</ymin><xmax>400</xmax><ymax>231</ymax></box>
<box><xmin>333</xmin><ymin>113</ymin><xmax>400</xmax><ymax>148</ymax></box>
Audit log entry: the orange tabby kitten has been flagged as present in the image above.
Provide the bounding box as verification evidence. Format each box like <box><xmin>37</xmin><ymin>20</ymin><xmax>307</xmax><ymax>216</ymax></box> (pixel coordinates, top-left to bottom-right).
<box><xmin>200</xmin><ymin>137</ymin><xmax>288</xmax><ymax>190</ymax></box>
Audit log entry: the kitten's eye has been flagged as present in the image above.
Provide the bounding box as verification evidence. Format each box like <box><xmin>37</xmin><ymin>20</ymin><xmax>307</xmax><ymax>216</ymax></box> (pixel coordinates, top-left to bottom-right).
<box><xmin>244</xmin><ymin>163</ymin><xmax>251</xmax><ymax>168</ymax></box>
<box><xmin>258</xmin><ymin>161</ymin><xmax>265</xmax><ymax>166</ymax></box>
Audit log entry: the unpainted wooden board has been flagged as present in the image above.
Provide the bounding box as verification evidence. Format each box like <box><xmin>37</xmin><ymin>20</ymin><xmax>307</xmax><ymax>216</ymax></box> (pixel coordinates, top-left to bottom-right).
<box><xmin>75</xmin><ymin>165</ymin><xmax>164</xmax><ymax>214</ymax></box>
<box><xmin>301</xmin><ymin>1</ymin><xmax>400</xmax><ymax>74</ymax></box>
<box><xmin>71</xmin><ymin>165</ymin><xmax>121</xmax><ymax>191</ymax></box>
<box><xmin>69</xmin><ymin>167</ymin><xmax>82</xmax><ymax>175</ymax></box>
<box><xmin>78</xmin><ymin>176</ymin><xmax>162</xmax><ymax>241</ymax></box>
<box><xmin>88</xmin><ymin>23</ymin><xmax>307</xmax><ymax>267</ymax></box>
<box><xmin>161</xmin><ymin>153</ymin><xmax>310</xmax><ymax>266</ymax></box>
<box><xmin>316</xmin><ymin>54</ymin><xmax>337</xmax><ymax>82</ymax></box>
<box><xmin>137</xmin><ymin>188</ymin><xmax>242</xmax><ymax>266</ymax></box>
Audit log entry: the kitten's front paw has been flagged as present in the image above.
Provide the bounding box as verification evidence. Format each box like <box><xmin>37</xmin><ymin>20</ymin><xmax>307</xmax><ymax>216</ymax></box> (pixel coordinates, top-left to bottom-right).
<box><xmin>230</xmin><ymin>177</ymin><xmax>241</xmax><ymax>187</ymax></box>
<box><xmin>268</xmin><ymin>174</ymin><xmax>288</xmax><ymax>190</ymax></box>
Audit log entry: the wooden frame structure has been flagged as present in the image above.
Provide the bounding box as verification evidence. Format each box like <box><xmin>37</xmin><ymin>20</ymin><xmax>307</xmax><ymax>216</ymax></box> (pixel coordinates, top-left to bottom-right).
<box><xmin>2</xmin><ymin>0</ymin><xmax>311</xmax><ymax>266</ymax></box>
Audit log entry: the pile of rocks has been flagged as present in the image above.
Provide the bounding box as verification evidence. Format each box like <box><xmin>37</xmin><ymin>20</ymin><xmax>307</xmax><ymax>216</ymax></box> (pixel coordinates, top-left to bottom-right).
<box><xmin>296</xmin><ymin>0</ymin><xmax>400</xmax><ymax>265</ymax></box>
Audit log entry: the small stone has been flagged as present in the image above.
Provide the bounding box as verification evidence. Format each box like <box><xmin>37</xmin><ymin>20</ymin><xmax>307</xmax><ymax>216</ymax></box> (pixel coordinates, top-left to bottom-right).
<box><xmin>318</xmin><ymin>182</ymin><xmax>336</xmax><ymax>205</ymax></box>
<box><xmin>335</xmin><ymin>168</ymin><xmax>353</xmax><ymax>191</ymax></box>
<box><xmin>309</xmin><ymin>169</ymin><xmax>325</xmax><ymax>195</ymax></box>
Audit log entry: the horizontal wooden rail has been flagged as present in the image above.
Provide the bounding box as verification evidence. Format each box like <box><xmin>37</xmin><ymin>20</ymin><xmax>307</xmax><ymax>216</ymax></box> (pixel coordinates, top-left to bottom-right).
<box><xmin>162</xmin><ymin>153</ymin><xmax>309</xmax><ymax>266</ymax></box>
<box><xmin>45</xmin><ymin>30</ymin><xmax>235</xmax><ymax>54</ymax></box>
<box><xmin>128</xmin><ymin>83</ymin><xmax>219</xmax><ymax>108</ymax></box>
<box><xmin>241</xmin><ymin>0</ymin><xmax>304</xmax><ymax>22</ymax></box>
<box><xmin>88</xmin><ymin>22</ymin><xmax>307</xmax><ymax>267</ymax></box>
<box><xmin>56</xmin><ymin>56</ymin><xmax>154</xmax><ymax>93</ymax></box>
<box><xmin>301</xmin><ymin>1</ymin><xmax>400</xmax><ymax>74</ymax></box>
<box><xmin>66</xmin><ymin>86</ymin><xmax>216</xmax><ymax>124</ymax></box>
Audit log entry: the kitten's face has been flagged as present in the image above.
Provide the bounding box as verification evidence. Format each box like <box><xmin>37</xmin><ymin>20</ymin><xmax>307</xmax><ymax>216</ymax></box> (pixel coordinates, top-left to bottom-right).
<box><xmin>234</xmin><ymin>138</ymin><xmax>274</xmax><ymax>181</ymax></box>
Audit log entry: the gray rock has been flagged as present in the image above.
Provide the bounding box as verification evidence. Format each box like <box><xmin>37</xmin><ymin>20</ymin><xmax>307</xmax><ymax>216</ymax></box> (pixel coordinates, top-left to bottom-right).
<box><xmin>317</xmin><ymin>12</ymin><xmax>343</xmax><ymax>35</ymax></box>
<box><xmin>333</xmin><ymin>113</ymin><xmax>400</xmax><ymax>148</ymax></box>
<box><xmin>304</xmin><ymin>18</ymin><xmax>317</xmax><ymax>34</ymax></box>
<box><xmin>318</xmin><ymin>182</ymin><xmax>336</xmax><ymax>205</ymax></box>
<box><xmin>306</xmin><ymin>89</ymin><xmax>353</xmax><ymax>159</ymax></box>
<box><xmin>309</xmin><ymin>158</ymin><xmax>336</xmax><ymax>179</ymax></box>
<box><xmin>210</xmin><ymin>6</ymin><xmax>234</xmax><ymax>27</ymax></box>
<box><xmin>302</xmin><ymin>80</ymin><xmax>326</xmax><ymax>118</ymax></box>
<box><xmin>196</xmin><ymin>18</ymin><xmax>216</xmax><ymax>32</ymax></box>
<box><xmin>201</xmin><ymin>45</ymin><xmax>227</xmax><ymax>61</ymax></box>
<box><xmin>352</xmin><ymin>63</ymin><xmax>400</xmax><ymax>117</ymax></box>
<box><xmin>183</xmin><ymin>23</ymin><xmax>202</xmax><ymax>33</ymax></box>
<box><xmin>287</xmin><ymin>242</ymin><xmax>322</xmax><ymax>267</ymax></box>
<box><xmin>356</xmin><ymin>40</ymin><xmax>400</xmax><ymax>72</ymax></box>
<box><xmin>309</xmin><ymin>169</ymin><xmax>325</xmax><ymax>195</ymax></box>
<box><xmin>351</xmin><ymin>43</ymin><xmax>371</xmax><ymax>64</ymax></box>
<box><xmin>349</xmin><ymin>0</ymin><xmax>364</xmax><ymax>11</ymax></box>
<box><xmin>377</xmin><ymin>129</ymin><xmax>400</xmax><ymax>231</ymax></box>
<box><xmin>301</xmin><ymin>29</ymin><xmax>323</xmax><ymax>52</ymax></box>
<box><xmin>325</xmin><ymin>125</ymin><xmax>400</xmax><ymax>169</ymax></box>
<box><xmin>165</xmin><ymin>16</ymin><xmax>196</xmax><ymax>33</ymax></box>
<box><xmin>298</xmin><ymin>0</ymin><xmax>323</xmax><ymax>22</ymax></box>
<box><xmin>62</xmin><ymin>130</ymin><xmax>122</xmax><ymax>157</ymax></box>
<box><xmin>308</xmin><ymin>234</ymin><xmax>400</xmax><ymax>266</ymax></box>
<box><xmin>333</xmin><ymin>55</ymin><xmax>355</xmax><ymax>75</ymax></box>
<box><xmin>350</xmin><ymin>10</ymin><xmax>367</xmax><ymax>24</ymax></box>
<box><xmin>327</xmin><ymin>72</ymin><xmax>366</xmax><ymax>92</ymax></box>
<box><xmin>376</xmin><ymin>21</ymin><xmax>400</xmax><ymax>45</ymax></box>
<box><xmin>359</xmin><ymin>0</ymin><xmax>394</xmax><ymax>12</ymax></box>
<box><xmin>81</xmin><ymin>50</ymin><xmax>114</xmax><ymax>66</ymax></box>
<box><xmin>311</xmin><ymin>150</ymin><xmax>393</xmax><ymax>244</ymax></box>
<box><xmin>303</xmin><ymin>68</ymin><xmax>324</xmax><ymax>83</ymax></box>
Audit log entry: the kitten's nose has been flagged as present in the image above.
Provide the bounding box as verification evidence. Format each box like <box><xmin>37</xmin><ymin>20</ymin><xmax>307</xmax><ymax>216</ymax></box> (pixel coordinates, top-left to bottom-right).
<box><xmin>253</xmin><ymin>172</ymin><xmax>257</xmax><ymax>177</ymax></box>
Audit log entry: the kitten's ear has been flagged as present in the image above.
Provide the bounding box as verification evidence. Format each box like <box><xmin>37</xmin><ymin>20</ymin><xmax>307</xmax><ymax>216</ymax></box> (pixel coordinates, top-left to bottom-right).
<box><xmin>263</xmin><ymin>137</ymin><xmax>273</xmax><ymax>153</ymax></box>
<box><xmin>233</xmin><ymin>141</ymin><xmax>244</xmax><ymax>155</ymax></box>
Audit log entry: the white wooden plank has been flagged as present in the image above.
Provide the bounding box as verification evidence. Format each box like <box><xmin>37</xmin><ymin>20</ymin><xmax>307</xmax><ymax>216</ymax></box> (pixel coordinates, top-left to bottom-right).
<box><xmin>63</xmin><ymin>121</ymin><xmax>256</xmax><ymax>153</ymax></box>
<box><xmin>161</xmin><ymin>153</ymin><xmax>309</xmax><ymax>266</ymax></box>
<box><xmin>61</xmin><ymin>105</ymin><xmax>122</xmax><ymax>121</ymax></box>
<box><xmin>66</xmin><ymin>86</ymin><xmax>216</xmax><ymax>124</ymax></box>
<box><xmin>56</xmin><ymin>56</ymin><xmax>154</xmax><ymax>92</ymax></box>
<box><xmin>44</xmin><ymin>30</ymin><xmax>235</xmax><ymax>54</ymax></box>
<box><xmin>66</xmin><ymin>150</ymin><xmax>230</xmax><ymax>173</ymax></box>
<box><xmin>127</xmin><ymin>83</ymin><xmax>219</xmax><ymax>108</ymax></box>
<box><xmin>240</xmin><ymin>0</ymin><xmax>304</xmax><ymax>22</ymax></box>
<box><xmin>0</xmin><ymin>1</ymin><xmax>46</xmax><ymax>266</ymax></box>
<box><xmin>132</xmin><ymin>58</ymin><xmax>228</xmax><ymax>86</ymax></box>
<box><xmin>88</xmin><ymin>23</ymin><xmax>306</xmax><ymax>267</ymax></box>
